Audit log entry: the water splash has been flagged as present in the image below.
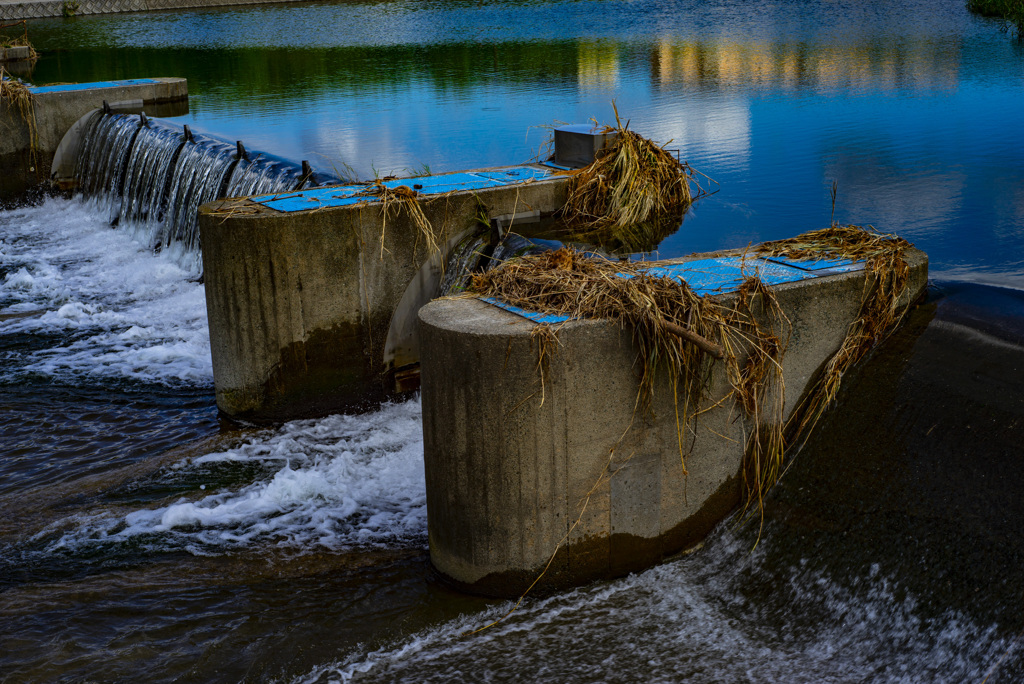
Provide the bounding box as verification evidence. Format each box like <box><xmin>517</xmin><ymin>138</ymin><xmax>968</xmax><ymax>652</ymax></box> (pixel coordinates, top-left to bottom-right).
<box><xmin>25</xmin><ymin>398</ymin><xmax>426</xmax><ymax>557</ymax></box>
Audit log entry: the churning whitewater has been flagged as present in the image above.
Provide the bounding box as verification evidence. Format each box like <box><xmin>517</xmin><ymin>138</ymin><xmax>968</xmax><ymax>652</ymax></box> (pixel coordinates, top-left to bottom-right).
<box><xmin>1</xmin><ymin>196</ymin><xmax>427</xmax><ymax>560</ymax></box>
<box><xmin>298</xmin><ymin>529</ymin><xmax>1015</xmax><ymax>684</ymax></box>
<box><xmin>35</xmin><ymin>399</ymin><xmax>427</xmax><ymax>556</ymax></box>
<box><xmin>0</xmin><ymin>197</ymin><xmax>211</xmax><ymax>386</ymax></box>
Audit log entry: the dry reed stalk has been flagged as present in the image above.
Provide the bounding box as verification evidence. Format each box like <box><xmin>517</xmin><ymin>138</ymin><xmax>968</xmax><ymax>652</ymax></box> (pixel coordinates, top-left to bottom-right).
<box><xmin>755</xmin><ymin>225</ymin><xmax>913</xmax><ymax>449</ymax></box>
<box><xmin>1</xmin><ymin>20</ymin><xmax>36</xmax><ymax>55</ymax></box>
<box><xmin>356</xmin><ymin>182</ymin><xmax>440</xmax><ymax>259</ymax></box>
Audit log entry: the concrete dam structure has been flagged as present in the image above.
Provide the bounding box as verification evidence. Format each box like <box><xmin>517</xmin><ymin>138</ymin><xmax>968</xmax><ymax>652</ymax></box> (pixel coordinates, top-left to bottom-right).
<box><xmin>4</xmin><ymin>83</ymin><xmax>931</xmax><ymax>597</ymax></box>
<box><xmin>419</xmin><ymin>247</ymin><xmax>928</xmax><ymax>596</ymax></box>
<box><xmin>2</xmin><ymin>75</ymin><xmax>330</xmax><ymax>279</ymax></box>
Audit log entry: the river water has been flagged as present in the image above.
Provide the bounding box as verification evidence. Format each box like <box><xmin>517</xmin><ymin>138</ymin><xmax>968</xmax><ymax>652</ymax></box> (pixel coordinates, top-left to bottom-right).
<box><xmin>3</xmin><ymin>0</ymin><xmax>1024</xmax><ymax>681</ymax></box>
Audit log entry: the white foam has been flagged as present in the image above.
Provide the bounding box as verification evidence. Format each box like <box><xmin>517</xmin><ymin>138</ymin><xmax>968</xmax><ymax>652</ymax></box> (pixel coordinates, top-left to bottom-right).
<box><xmin>41</xmin><ymin>398</ymin><xmax>426</xmax><ymax>553</ymax></box>
<box><xmin>0</xmin><ymin>197</ymin><xmax>211</xmax><ymax>386</ymax></box>
<box><xmin>297</xmin><ymin>529</ymin><xmax>1014</xmax><ymax>683</ymax></box>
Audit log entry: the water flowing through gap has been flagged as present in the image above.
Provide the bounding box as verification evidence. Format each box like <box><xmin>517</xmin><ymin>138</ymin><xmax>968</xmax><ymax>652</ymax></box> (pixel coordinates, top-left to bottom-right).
<box><xmin>70</xmin><ymin>111</ymin><xmax>333</xmax><ymax>271</ymax></box>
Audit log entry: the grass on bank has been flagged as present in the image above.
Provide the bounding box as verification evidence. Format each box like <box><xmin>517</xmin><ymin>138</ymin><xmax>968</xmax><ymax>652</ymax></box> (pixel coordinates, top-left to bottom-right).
<box><xmin>968</xmin><ymin>0</ymin><xmax>1024</xmax><ymax>39</ymax></box>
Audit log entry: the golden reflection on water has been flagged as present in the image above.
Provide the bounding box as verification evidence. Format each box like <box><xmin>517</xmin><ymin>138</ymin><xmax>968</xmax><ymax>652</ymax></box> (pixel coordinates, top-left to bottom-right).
<box><xmin>649</xmin><ymin>37</ymin><xmax>960</xmax><ymax>92</ymax></box>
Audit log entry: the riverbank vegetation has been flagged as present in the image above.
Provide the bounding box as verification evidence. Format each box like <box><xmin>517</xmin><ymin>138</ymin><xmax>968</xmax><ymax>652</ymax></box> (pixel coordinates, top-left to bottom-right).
<box><xmin>967</xmin><ymin>0</ymin><xmax>1024</xmax><ymax>39</ymax></box>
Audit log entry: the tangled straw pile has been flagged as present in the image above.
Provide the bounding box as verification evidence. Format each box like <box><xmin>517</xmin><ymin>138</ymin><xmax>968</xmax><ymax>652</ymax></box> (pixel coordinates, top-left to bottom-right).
<box><xmin>469</xmin><ymin>246</ymin><xmax>789</xmax><ymax>511</ymax></box>
<box><xmin>468</xmin><ymin>224</ymin><xmax>913</xmax><ymax>521</ymax></box>
<box><xmin>1</xmin><ymin>20</ymin><xmax>36</xmax><ymax>53</ymax></box>
<box><xmin>558</xmin><ymin>109</ymin><xmax>702</xmax><ymax>239</ymax></box>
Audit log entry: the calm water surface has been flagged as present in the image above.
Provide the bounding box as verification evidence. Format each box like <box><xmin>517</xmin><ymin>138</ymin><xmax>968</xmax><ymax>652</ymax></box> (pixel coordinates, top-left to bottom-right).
<box><xmin>2</xmin><ymin>0</ymin><xmax>1024</xmax><ymax>680</ymax></box>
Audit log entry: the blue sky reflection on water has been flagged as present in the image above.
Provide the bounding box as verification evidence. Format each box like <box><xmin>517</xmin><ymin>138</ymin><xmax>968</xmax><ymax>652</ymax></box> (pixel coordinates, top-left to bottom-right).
<box><xmin>22</xmin><ymin>0</ymin><xmax>1024</xmax><ymax>282</ymax></box>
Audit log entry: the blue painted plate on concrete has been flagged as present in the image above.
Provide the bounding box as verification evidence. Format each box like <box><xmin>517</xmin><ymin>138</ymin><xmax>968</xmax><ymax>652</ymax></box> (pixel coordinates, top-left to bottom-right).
<box><xmin>634</xmin><ymin>257</ymin><xmax>816</xmax><ymax>296</ymax></box>
<box><xmin>27</xmin><ymin>79</ymin><xmax>160</xmax><ymax>94</ymax></box>
<box><xmin>479</xmin><ymin>297</ymin><xmax>573</xmax><ymax>325</ymax></box>
<box><xmin>251</xmin><ymin>166</ymin><xmax>555</xmax><ymax>213</ymax></box>
<box><xmin>481</xmin><ymin>254</ymin><xmax>862</xmax><ymax>324</ymax></box>
<box><xmin>765</xmin><ymin>256</ymin><xmax>863</xmax><ymax>274</ymax></box>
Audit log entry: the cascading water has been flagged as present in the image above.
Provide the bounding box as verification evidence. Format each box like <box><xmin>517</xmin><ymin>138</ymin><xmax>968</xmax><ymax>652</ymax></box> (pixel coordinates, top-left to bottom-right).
<box><xmin>71</xmin><ymin>111</ymin><xmax>333</xmax><ymax>271</ymax></box>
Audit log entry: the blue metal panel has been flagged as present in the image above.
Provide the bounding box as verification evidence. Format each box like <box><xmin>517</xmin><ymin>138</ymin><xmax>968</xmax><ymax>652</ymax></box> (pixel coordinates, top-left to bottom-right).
<box><xmin>479</xmin><ymin>297</ymin><xmax>573</xmax><ymax>325</ymax></box>
<box><xmin>380</xmin><ymin>172</ymin><xmax>502</xmax><ymax>194</ymax></box>
<box><xmin>250</xmin><ymin>166</ymin><xmax>554</xmax><ymax>213</ymax></box>
<box><xmin>743</xmin><ymin>258</ymin><xmax>823</xmax><ymax>284</ymax></box>
<box><xmin>471</xmin><ymin>167</ymin><xmax>554</xmax><ymax>184</ymax></box>
<box><xmin>27</xmin><ymin>79</ymin><xmax>160</xmax><ymax>94</ymax></box>
<box><xmin>246</xmin><ymin>188</ymin><xmax>351</xmax><ymax>212</ymax></box>
<box><xmin>639</xmin><ymin>257</ymin><xmax>815</xmax><ymax>296</ymax></box>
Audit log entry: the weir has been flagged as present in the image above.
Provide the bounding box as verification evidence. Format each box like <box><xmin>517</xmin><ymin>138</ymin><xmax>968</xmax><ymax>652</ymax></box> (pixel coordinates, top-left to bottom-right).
<box><xmin>0</xmin><ymin>77</ymin><xmax>188</xmax><ymax>201</ymax></box>
<box><xmin>64</xmin><ymin>111</ymin><xmax>328</xmax><ymax>265</ymax></box>
<box><xmin>4</xmin><ymin>81</ymin><xmax>934</xmax><ymax>598</ymax></box>
<box><xmin>0</xmin><ymin>72</ymin><xmax>333</xmax><ymax>268</ymax></box>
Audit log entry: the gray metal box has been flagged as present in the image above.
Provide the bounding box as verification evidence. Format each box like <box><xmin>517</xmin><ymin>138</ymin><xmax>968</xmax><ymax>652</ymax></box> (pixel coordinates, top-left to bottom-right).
<box><xmin>553</xmin><ymin>124</ymin><xmax>618</xmax><ymax>169</ymax></box>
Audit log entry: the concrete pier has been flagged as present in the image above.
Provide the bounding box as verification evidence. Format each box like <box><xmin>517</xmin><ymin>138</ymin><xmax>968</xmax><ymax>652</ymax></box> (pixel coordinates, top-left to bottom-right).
<box><xmin>197</xmin><ymin>166</ymin><xmax>569</xmax><ymax>422</ymax></box>
<box><xmin>418</xmin><ymin>247</ymin><xmax>928</xmax><ymax>596</ymax></box>
<box><xmin>0</xmin><ymin>77</ymin><xmax>188</xmax><ymax>201</ymax></box>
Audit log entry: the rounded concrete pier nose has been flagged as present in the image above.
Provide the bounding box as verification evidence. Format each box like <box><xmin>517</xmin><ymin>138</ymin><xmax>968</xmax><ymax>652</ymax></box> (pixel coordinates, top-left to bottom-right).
<box><xmin>419</xmin><ymin>247</ymin><xmax>928</xmax><ymax>597</ymax></box>
<box><xmin>419</xmin><ymin>297</ymin><xmax>745</xmax><ymax>597</ymax></box>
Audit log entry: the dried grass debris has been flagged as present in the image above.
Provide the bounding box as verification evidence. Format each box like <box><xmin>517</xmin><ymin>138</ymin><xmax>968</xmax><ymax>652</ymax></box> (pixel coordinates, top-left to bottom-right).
<box><xmin>354</xmin><ymin>181</ymin><xmax>440</xmax><ymax>259</ymax></box>
<box><xmin>756</xmin><ymin>225</ymin><xmax>914</xmax><ymax>448</ymax></box>
<box><xmin>557</xmin><ymin>106</ymin><xmax>705</xmax><ymax>236</ymax></box>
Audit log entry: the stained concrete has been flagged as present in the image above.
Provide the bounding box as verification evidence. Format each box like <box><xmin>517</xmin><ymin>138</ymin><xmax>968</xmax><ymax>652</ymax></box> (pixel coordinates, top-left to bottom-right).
<box><xmin>0</xmin><ymin>45</ymin><xmax>33</xmax><ymax>62</ymax></box>
<box><xmin>418</xmin><ymin>247</ymin><xmax>928</xmax><ymax>597</ymax></box>
<box><xmin>197</xmin><ymin>168</ymin><xmax>569</xmax><ymax>422</ymax></box>
<box><xmin>0</xmin><ymin>77</ymin><xmax>188</xmax><ymax>201</ymax></box>
<box><xmin>0</xmin><ymin>0</ymin><xmax>309</xmax><ymax>20</ymax></box>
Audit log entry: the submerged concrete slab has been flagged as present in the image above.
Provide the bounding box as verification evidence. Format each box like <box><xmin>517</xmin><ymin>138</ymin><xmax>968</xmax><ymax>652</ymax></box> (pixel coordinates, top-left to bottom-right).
<box><xmin>0</xmin><ymin>76</ymin><xmax>188</xmax><ymax>201</ymax></box>
<box><xmin>418</xmin><ymin>247</ymin><xmax>928</xmax><ymax>597</ymax></box>
<box><xmin>197</xmin><ymin>165</ymin><xmax>569</xmax><ymax>422</ymax></box>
